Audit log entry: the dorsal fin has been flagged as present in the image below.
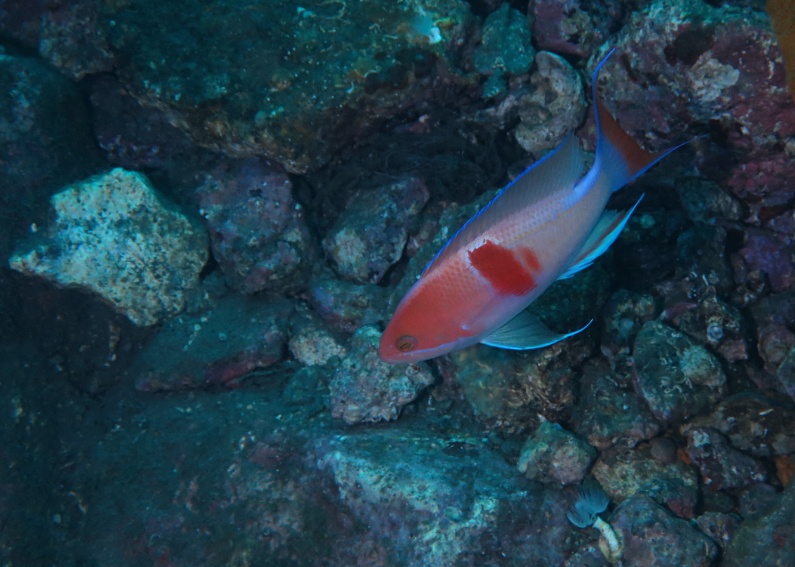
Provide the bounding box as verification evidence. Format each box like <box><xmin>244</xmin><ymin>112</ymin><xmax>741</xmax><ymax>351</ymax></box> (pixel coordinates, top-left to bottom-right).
<box><xmin>423</xmin><ymin>134</ymin><xmax>585</xmax><ymax>275</ymax></box>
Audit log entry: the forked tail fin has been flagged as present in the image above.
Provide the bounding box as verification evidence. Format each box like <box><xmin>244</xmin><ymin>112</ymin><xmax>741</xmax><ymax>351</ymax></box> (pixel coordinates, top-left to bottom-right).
<box><xmin>592</xmin><ymin>50</ymin><xmax>688</xmax><ymax>193</ymax></box>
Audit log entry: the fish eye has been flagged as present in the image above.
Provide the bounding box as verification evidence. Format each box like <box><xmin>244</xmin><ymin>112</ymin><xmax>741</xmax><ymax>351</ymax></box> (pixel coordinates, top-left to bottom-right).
<box><xmin>397</xmin><ymin>335</ymin><xmax>418</xmax><ymax>352</ymax></box>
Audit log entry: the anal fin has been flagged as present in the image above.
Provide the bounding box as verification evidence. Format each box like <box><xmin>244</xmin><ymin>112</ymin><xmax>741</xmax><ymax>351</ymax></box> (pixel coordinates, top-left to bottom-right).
<box><xmin>480</xmin><ymin>310</ymin><xmax>591</xmax><ymax>350</ymax></box>
<box><xmin>558</xmin><ymin>194</ymin><xmax>643</xmax><ymax>280</ymax></box>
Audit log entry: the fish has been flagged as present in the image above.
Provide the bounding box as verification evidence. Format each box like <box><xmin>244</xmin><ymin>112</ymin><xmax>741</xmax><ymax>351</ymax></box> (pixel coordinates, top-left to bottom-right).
<box><xmin>379</xmin><ymin>49</ymin><xmax>690</xmax><ymax>363</ymax></box>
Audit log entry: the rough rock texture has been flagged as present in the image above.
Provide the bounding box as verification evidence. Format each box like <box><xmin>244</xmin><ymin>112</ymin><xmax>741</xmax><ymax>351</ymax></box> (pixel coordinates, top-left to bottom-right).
<box><xmin>0</xmin><ymin>52</ymin><xmax>101</xmax><ymax>260</ymax></box>
<box><xmin>473</xmin><ymin>3</ymin><xmax>535</xmax><ymax>99</ymax></box>
<box><xmin>513</xmin><ymin>51</ymin><xmax>587</xmax><ymax>155</ymax></box>
<box><xmin>592</xmin><ymin>445</ymin><xmax>700</xmax><ymax>519</ymax></box>
<box><xmin>314</xmin><ymin>430</ymin><xmax>572</xmax><ymax>566</ymax></box>
<box><xmin>600</xmin><ymin>289</ymin><xmax>660</xmax><ymax>358</ymax></box>
<box><xmin>196</xmin><ymin>158</ymin><xmax>314</xmax><ymax>294</ymax></box>
<box><xmin>682</xmin><ymin>391</ymin><xmax>795</xmax><ymax>458</ymax></box>
<box><xmin>611</xmin><ymin>494</ymin><xmax>719</xmax><ymax>566</ymax></box>
<box><xmin>684</xmin><ymin>426</ymin><xmax>768</xmax><ymax>490</ymax></box>
<box><xmin>749</xmin><ymin>290</ymin><xmax>795</xmax><ymax>400</ymax></box>
<box><xmin>516</xmin><ymin>421</ymin><xmax>596</xmax><ymax>484</ymax></box>
<box><xmin>288</xmin><ymin>304</ymin><xmax>348</xmax><ymax>367</ymax></box>
<box><xmin>529</xmin><ymin>0</ymin><xmax>624</xmax><ymax>58</ymax></box>
<box><xmin>675</xmin><ymin>293</ymin><xmax>748</xmax><ymax>363</ymax></box>
<box><xmin>323</xmin><ymin>177</ymin><xmax>429</xmax><ymax>284</ymax></box>
<box><xmin>8</xmin><ymin>169</ymin><xmax>207</xmax><ymax>326</ymax></box>
<box><xmin>329</xmin><ymin>326</ymin><xmax>434</xmax><ymax>424</ymax></box>
<box><xmin>131</xmin><ymin>294</ymin><xmax>293</xmax><ymax>391</ymax></box>
<box><xmin>571</xmin><ymin>359</ymin><xmax>662</xmax><ymax>450</ymax></box>
<box><xmin>595</xmin><ymin>0</ymin><xmax>795</xmax><ymax>230</ymax></box>
<box><xmin>724</xmin><ymin>480</ymin><xmax>795</xmax><ymax>567</ymax></box>
<box><xmin>95</xmin><ymin>0</ymin><xmax>476</xmax><ymax>173</ymax></box>
<box><xmin>309</xmin><ymin>271</ymin><xmax>389</xmax><ymax>334</ymax></box>
<box><xmin>633</xmin><ymin>321</ymin><xmax>727</xmax><ymax>423</ymax></box>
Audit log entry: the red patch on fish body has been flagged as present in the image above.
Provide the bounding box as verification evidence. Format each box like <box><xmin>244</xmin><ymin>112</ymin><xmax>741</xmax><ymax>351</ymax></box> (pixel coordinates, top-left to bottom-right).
<box><xmin>468</xmin><ymin>240</ymin><xmax>542</xmax><ymax>296</ymax></box>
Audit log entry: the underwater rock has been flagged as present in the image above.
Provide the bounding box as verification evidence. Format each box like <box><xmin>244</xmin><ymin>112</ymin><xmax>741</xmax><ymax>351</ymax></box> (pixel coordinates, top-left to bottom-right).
<box><xmin>676</xmin><ymin>293</ymin><xmax>749</xmax><ymax>363</ymax></box>
<box><xmin>449</xmin><ymin>328</ymin><xmax>591</xmax><ymax>431</ymax></box>
<box><xmin>529</xmin><ymin>0</ymin><xmax>623</xmax><ymax>58</ymax></box>
<box><xmin>132</xmin><ymin>294</ymin><xmax>293</xmax><ymax>391</ymax></box>
<box><xmin>313</xmin><ymin>429</ymin><xmax>573</xmax><ymax>566</ymax></box>
<box><xmin>596</xmin><ymin>0</ymin><xmax>795</xmax><ymax>230</ymax></box>
<box><xmin>632</xmin><ymin>321</ymin><xmax>727</xmax><ymax>423</ymax></box>
<box><xmin>287</xmin><ymin>303</ymin><xmax>348</xmax><ymax>367</ymax></box>
<box><xmin>322</xmin><ymin>177</ymin><xmax>429</xmax><ymax>284</ymax></box>
<box><xmin>196</xmin><ymin>158</ymin><xmax>314</xmax><ymax>294</ymax></box>
<box><xmin>309</xmin><ymin>271</ymin><xmax>388</xmax><ymax>334</ymax></box>
<box><xmin>38</xmin><ymin>0</ymin><xmax>113</xmax><ymax>79</ymax></box>
<box><xmin>473</xmin><ymin>3</ymin><xmax>535</xmax><ymax>99</ymax></box>
<box><xmin>683</xmin><ymin>426</ymin><xmax>767</xmax><ymax>490</ymax></box>
<box><xmin>600</xmin><ymin>289</ymin><xmax>659</xmax><ymax>358</ymax></box>
<box><xmin>592</xmin><ymin>445</ymin><xmax>699</xmax><ymax>519</ymax></box>
<box><xmin>512</xmin><ymin>51</ymin><xmax>587</xmax><ymax>155</ymax></box>
<box><xmin>329</xmin><ymin>326</ymin><xmax>434</xmax><ymax>424</ymax></box>
<box><xmin>673</xmin><ymin>178</ymin><xmax>744</xmax><ymax>225</ymax></box>
<box><xmin>695</xmin><ymin>510</ymin><xmax>740</xmax><ymax>551</ymax></box>
<box><xmin>9</xmin><ymin>168</ymin><xmax>207</xmax><ymax>327</ymax></box>
<box><xmin>724</xmin><ymin>479</ymin><xmax>795</xmax><ymax>567</ymax></box>
<box><xmin>610</xmin><ymin>494</ymin><xmax>719</xmax><ymax>566</ymax></box>
<box><xmin>749</xmin><ymin>290</ymin><xmax>795</xmax><ymax>399</ymax></box>
<box><xmin>675</xmin><ymin>226</ymin><xmax>734</xmax><ymax>298</ymax></box>
<box><xmin>683</xmin><ymin>391</ymin><xmax>795</xmax><ymax>458</ymax></box>
<box><xmin>571</xmin><ymin>359</ymin><xmax>662</xmax><ymax>450</ymax></box>
<box><xmin>0</xmin><ymin>53</ymin><xmax>101</xmax><ymax>260</ymax></box>
<box><xmin>95</xmin><ymin>0</ymin><xmax>476</xmax><ymax>173</ymax></box>
<box><xmin>738</xmin><ymin>230</ymin><xmax>794</xmax><ymax>293</ymax></box>
<box><xmin>517</xmin><ymin>421</ymin><xmax>597</xmax><ymax>485</ymax></box>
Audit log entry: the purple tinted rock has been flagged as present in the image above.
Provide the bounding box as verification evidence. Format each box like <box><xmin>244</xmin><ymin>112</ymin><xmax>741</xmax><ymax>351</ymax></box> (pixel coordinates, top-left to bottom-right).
<box><xmin>513</xmin><ymin>51</ymin><xmax>587</xmax><ymax>155</ymax></box>
<box><xmin>197</xmin><ymin>158</ymin><xmax>314</xmax><ymax>294</ymax></box>
<box><xmin>313</xmin><ymin>429</ymin><xmax>574</xmax><ymax>566</ymax></box>
<box><xmin>684</xmin><ymin>426</ymin><xmax>767</xmax><ymax>490</ymax></box>
<box><xmin>682</xmin><ymin>391</ymin><xmax>795</xmax><ymax>458</ymax></box>
<box><xmin>594</xmin><ymin>0</ymin><xmax>795</xmax><ymax>228</ymax></box>
<box><xmin>329</xmin><ymin>326</ymin><xmax>434</xmax><ymax>424</ymax></box>
<box><xmin>517</xmin><ymin>421</ymin><xmax>597</xmax><ymax>484</ymax></box>
<box><xmin>132</xmin><ymin>295</ymin><xmax>293</xmax><ymax>391</ymax></box>
<box><xmin>309</xmin><ymin>272</ymin><xmax>388</xmax><ymax>334</ymax></box>
<box><xmin>724</xmin><ymin>480</ymin><xmax>795</xmax><ymax>567</ymax></box>
<box><xmin>529</xmin><ymin>0</ymin><xmax>623</xmax><ymax>58</ymax></box>
<box><xmin>696</xmin><ymin>511</ymin><xmax>740</xmax><ymax>550</ymax></box>
<box><xmin>633</xmin><ymin>321</ymin><xmax>727</xmax><ymax>423</ymax></box>
<box><xmin>322</xmin><ymin>177</ymin><xmax>429</xmax><ymax>284</ymax></box>
<box><xmin>610</xmin><ymin>494</ymin><xmax>719</xmax><ymax>566</ymax></box>
<box><xmin>739</xmin><ymin>231</ymin><xmax>794</xmax><ymax>293</ymax></box>
<box><xmin>572</xmin><ymin>359</ymin><xmax>662</xmax><ymax>450</ymax></box>
<box><xmin>95</xmin><ymin>0</ymin><xmax>476</xmax><ymax>173</ymax></box>
<box><xmin>593</xmin><ymin>446</ymin><xmax>699</xmax><ymax>519</ymax></box>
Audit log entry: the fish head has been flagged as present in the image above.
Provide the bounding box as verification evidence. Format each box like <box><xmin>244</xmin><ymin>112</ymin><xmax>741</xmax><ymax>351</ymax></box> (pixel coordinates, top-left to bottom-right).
<box><xmin>378</xmin><ymin>282</ymin><xmax>480</xmax><ymax>363</ymax></box>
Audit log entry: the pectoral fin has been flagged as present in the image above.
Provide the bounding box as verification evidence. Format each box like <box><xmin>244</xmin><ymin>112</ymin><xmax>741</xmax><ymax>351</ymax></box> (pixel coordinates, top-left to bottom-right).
<box><xmin>480</xmin><ymin>310</ymin><xmax>592</xmax><ymax>350</ymax></box>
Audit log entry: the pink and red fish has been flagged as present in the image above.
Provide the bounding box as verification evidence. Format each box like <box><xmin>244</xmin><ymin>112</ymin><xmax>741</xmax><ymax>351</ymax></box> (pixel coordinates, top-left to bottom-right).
<box><xmin>379</xmin><ymin>50</ymin><xmax>690</xmax><ymax>363</ymax></box>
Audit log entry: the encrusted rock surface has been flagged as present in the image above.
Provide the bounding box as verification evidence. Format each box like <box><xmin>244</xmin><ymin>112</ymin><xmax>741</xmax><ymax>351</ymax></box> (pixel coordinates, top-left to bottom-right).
<box><xmin>9</xmin><ymin>168</ymin><xmax>207</xmax><ymax>326</ymax></box>
<box><xmin>517</xmin><ymin>421</ymin><xmax>596</xmax><ymax>485</ymax></box>
<box><xmin>196</xmin><ymin>158</ymin><xmax>314</xmax><ymax>294</ymax></box>
<box><xmin>329</xmin><ymin>326</ymin><xmax>434</xmax><ymax>424</ymax></box>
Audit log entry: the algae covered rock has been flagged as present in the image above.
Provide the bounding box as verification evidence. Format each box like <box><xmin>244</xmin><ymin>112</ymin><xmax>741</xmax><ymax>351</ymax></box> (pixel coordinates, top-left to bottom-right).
<box><xmin>9</xmin><ymin>168</ymin><xmax>207</xmax><ymax>326</ymax></box>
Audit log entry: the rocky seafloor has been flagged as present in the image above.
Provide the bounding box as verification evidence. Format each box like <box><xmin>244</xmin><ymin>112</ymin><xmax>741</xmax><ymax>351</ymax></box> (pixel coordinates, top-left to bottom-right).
<box><xmin>1</xmin><ymin>0</ymin><xmax>794</xmax><ymax>565</ymax></box>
